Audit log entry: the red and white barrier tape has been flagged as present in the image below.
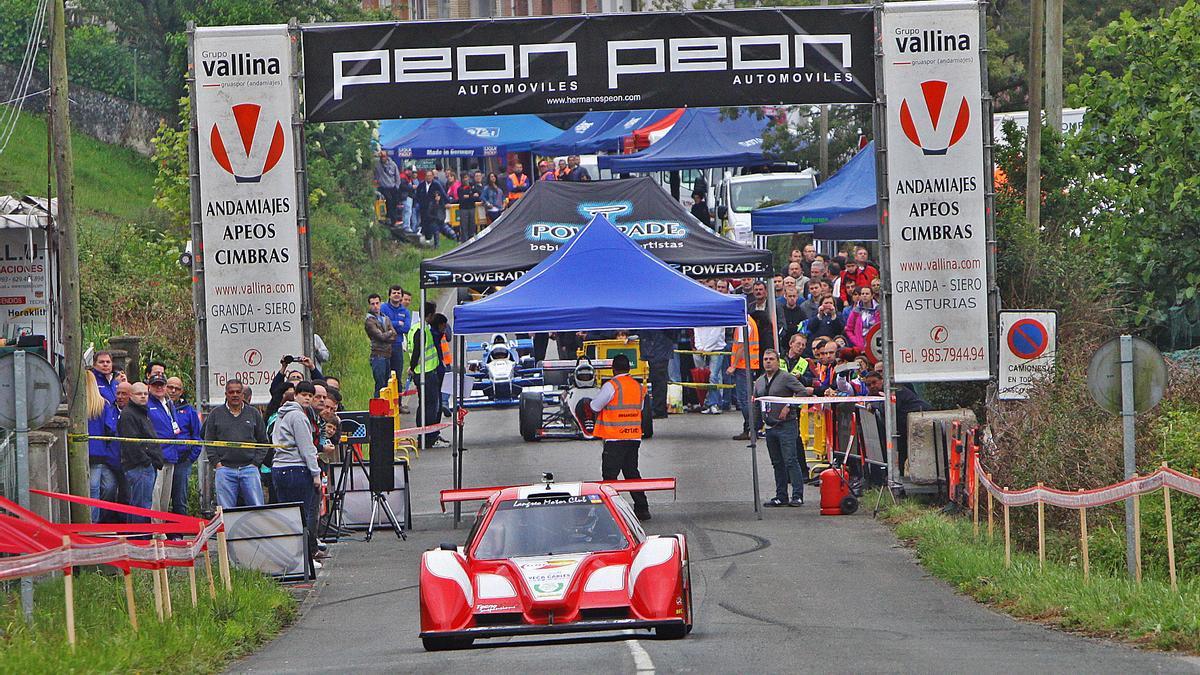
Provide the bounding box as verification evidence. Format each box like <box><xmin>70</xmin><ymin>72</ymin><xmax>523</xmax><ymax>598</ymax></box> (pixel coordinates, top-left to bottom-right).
<box><xmin>0</xmin><ymin>516</ymin><xmax>222</xmax><ymax>582</ymax></box>
<box><xmin>394</xmin><ymin>422</ymin><xmax>451</xmax><ymax>439</ymax></box>
<box><xmin>975</xmin><ymin>457</ymin><xmax>1200</xmax><ymax>509</ymax></box>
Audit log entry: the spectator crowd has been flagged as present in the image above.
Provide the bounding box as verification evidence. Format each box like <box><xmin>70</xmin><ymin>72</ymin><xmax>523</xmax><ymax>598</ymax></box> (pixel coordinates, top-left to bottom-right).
<box><xmin>86</xmin><ymin>350</ymin><xmax>347</xmax><ymax>570</ymax></box>
<box><xmin>373</xmin><ymin>151</ymin><xmax>593</xmax><ymax>247</ymax></box>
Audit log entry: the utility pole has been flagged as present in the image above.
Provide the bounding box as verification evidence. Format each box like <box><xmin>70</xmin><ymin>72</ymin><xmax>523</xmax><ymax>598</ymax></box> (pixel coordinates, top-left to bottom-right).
<box><xmin>818</xmin><ymin>0</ymin><xmax>829</xmax><ymax>180</ymax></box>
<box><xmin>49</xmin><ymin>0</ymin><xmax>89</xmax><ymax>522</ymax></box>
<box><xmin>1044</xmin><ymin>0</ymin><xmax>1063</xmax><ymax>132</ymax></box>
<box><xmin>1025</xmin><ymin>0</ymin><xmax>1044</xmax><ymax>228</ymax></box>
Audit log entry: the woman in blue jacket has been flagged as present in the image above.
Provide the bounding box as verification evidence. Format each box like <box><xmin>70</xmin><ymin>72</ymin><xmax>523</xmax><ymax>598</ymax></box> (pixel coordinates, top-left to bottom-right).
<box><xmin>86</xmin><ymin>370</ymin><xmax>122</xmax><ymax>522</ymax></box>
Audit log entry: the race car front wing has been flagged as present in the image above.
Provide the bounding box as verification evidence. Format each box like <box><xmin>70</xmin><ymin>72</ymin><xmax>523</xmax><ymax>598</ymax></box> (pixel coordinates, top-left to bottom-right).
<box><xmin>419</xmin><ymin>617</ymin><xmax>686</xmax><ymax>640</ymax></box>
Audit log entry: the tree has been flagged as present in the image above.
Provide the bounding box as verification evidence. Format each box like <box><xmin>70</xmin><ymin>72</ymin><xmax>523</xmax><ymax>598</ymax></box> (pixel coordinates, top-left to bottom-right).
<box><xmin>1070</xmin><ymin>0</ymin><xmax>1200</xmax><ymax>327</ymax></box>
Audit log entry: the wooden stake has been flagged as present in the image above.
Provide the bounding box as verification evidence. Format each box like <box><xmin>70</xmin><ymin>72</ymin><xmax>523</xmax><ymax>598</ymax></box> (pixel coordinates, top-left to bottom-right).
<box><xmin>62</xmin><ymin>536</ymin><xmax>76</xmax><ymax>649</ymax></box>
<box><xmin>123</xmin><ymin>570</ymin><xmax>139</xmax><ymax>632</ymax></box>
<box><xmin>216</xmin><ymin>508</ymin><xmax>233</xmax><ymax>592</ymax></box>
<box><xmin>204</xmin><ymin>547</ymin><xmax>216</xmax><ymax>599</ymax></box>
<box><xmin>188</xmin><ymin>565</ymin><xmax>198</xmax><ymax>608</ymax></box>
<box><xmin>1078</xmin><ymin>497</ymin><xmax>1089</xmax><ymax>584</ymax></box>
<box><xmin>158</xmin><ymin>540</ymin><xmax>174</xmax><ymax>619</ymax></box>
<box><xmin>1037</xmin><ymin>483</ymin><xmax>1045</xmax><ymax>571</ymax></box>
<box><xmin>152</xmin><ymin>554</ymin><xmax>164</xmax><ymax>622</ymax></box>
<box><xmin>1163</xmin><ymin>462</ymin><xmax>1177</xmax><ymax>591</ymax></box>
<box><xmin>973</xmin><ymin>466</ymin><xmax>981</xmax><ymax>540</ymax></box>
<box><xmin>1003</xmin><ymin>496</ymin><xmax>1011</xmax><ymax>568</ymax></box>
<box><xmin>986</xmin><ymin>473</ymin><xmax>994</xmax><ymax>542</ymax></box>
<box><xmin>1133</xmin><ymin>487</ymin><xmax>1142</xmax><ymax>585</ymax></box>
<box><xmin>119</xmin><ymin>538</ymin><xmax>138</xmax><ymax>632</ymax></box>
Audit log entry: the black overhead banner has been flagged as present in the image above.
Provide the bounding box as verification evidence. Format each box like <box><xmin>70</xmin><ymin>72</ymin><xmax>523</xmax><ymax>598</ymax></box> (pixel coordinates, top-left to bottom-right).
<box><xmin>302</xmin><ymin>8</ymin><xmax>875</xmax><ymax>122</ymax></box>
<box><xmin>419</xmin><ymin>177</ymin><xmax>773</xmax><ymax>288</ymax></box>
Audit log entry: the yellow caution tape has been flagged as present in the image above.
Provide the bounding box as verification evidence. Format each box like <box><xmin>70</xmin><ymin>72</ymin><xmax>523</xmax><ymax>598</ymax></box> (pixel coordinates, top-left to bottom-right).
<box><xmin>68</xmin><ymin>434</ymin><xmax>285</xmax><ymax>449</ymax></box>
<box><xmin>668</xmin><ymin>381</ymin><xmax>737</xmax><ymax>389</ymax></box>
<box><xmin>673</xmin><ymin>349</ymin><xmax>733</xmax><ymax>356</ymax></box>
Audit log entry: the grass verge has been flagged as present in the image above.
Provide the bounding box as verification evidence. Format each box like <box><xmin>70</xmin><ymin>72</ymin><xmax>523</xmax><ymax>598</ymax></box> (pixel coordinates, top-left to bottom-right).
<box><xmin>0</xmin><ymin>566</ymin><xmax>296</xmax><ymax>673</ymax></box>
<box><xmin>883</xmin><ymin>502</ymin><xmax>1200</xmax><ymax>653</ymax></box>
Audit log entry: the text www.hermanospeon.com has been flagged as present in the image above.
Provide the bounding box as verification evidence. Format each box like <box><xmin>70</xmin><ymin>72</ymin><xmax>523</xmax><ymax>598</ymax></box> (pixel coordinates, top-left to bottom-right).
<box><xmin>544</xmin><ymin>93</ymin><xmax>642</xmax><ymax>106</ymax></box>
<box><xmin>897</xmin><ymin>258</ymin><xmax>983</xmax><ymax>272</ymax></box>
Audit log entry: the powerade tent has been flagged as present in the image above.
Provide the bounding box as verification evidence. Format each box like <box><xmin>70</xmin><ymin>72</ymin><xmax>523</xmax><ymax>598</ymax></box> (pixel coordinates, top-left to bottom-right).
<box><xmin>812</xmin><ymin>206</ymin><xmax>878</xmax><ymax>240</ymax></box>
<box><xmin>419</xmin><ymin>177</ymin><xmax>772</xmax><ymax>287</ymax></box>
<box><xmin>454</xmin><ymin>213</ymin><xmax>746</xmax><ymax>334</ymax></box>
<box><xmin>382</xmin><ymin>115</ymin><xmax>561</xmax><ymax>158</ymax></box>
<box><xmin>599</xmin><ymin>108</ymin><xmax>772</xmax><ymax>172</ymax></box>
<box><xmin>750</xmin><ymin>141</ymin><xmax>877</xmax><ymax>234</ymax></box>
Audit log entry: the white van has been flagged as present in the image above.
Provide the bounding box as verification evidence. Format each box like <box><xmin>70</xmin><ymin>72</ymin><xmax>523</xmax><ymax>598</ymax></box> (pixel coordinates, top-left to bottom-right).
<box><xmin>718</xmin><ymin>170</ymin><xmax>818</xmax><ymax>245</ymax></box>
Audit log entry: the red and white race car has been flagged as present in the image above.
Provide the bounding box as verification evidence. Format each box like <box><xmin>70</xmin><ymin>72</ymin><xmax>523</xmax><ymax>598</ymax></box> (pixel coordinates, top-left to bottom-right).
<box><xmin>419</xmin><ymin>475</ymin><xmax>692</xmax><ymax>651</ymax></box>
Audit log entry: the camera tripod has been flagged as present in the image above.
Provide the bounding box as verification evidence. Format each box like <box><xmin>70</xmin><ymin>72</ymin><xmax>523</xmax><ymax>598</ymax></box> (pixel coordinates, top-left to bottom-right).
<box><xmin>321</xmin><ymin>435</ymin><xmax>406</xmax><ymax>542</ymax></box>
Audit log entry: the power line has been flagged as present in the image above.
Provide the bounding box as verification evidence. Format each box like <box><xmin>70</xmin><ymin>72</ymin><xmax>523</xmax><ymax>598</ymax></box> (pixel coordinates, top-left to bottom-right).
<box><xmin>0</xmin><ymin>0</ymin><xmax>50</xmax><ymax>157</ymax></box>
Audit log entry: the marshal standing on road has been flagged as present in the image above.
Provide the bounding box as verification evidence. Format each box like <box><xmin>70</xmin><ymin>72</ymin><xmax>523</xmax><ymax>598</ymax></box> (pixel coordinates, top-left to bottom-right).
<box><xmin>586</xmin><ymin>354</ymin><xmax>651</xmax><ymax>521</ymax></box>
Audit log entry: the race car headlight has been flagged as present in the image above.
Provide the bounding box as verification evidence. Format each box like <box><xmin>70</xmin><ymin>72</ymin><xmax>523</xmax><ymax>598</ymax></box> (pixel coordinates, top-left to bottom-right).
<box><xmin>584</xmin><ymin>565</ymin><xmax>627</xmax><ymax>593</ymax></box>
<box><xmin>476</xmin><ymin>573</ymin><xmax>517</xmax><ymax>599</ymax></box>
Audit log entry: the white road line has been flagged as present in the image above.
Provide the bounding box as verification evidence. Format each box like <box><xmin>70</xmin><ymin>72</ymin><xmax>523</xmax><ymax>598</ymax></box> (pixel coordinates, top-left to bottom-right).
<box><xmin>623</xmin><ymin>631</ymin><xmax>656</xmax><ymax>673</ymax></box>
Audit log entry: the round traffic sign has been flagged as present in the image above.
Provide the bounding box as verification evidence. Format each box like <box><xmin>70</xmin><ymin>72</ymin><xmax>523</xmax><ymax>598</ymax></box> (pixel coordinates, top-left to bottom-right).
<box><xmin>1086</xmin><ymin>336</ymin><xmax>1167</xmax><ymax>414</ymax></box>
<box><xmin>1007</xmin><ymin>318</ymin><xmax>1049</xmax><ymax>360</ymax></box>
<box><xmin>865</xmin><ymin>324</ymin><xmax>883</xmax><ymax>365</ymax></box>
<box><xmin>0</xmin><ymin>352</ymin><xmax>63</xmax><ymax>430</ymax></box>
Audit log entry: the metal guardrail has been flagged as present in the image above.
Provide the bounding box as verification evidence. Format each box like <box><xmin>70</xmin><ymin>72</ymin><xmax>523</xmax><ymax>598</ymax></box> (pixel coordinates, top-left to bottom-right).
<box><xmin>0</xmin><ymin>429</ymin><xmax>15</xmax><ymax>503</ymax></box>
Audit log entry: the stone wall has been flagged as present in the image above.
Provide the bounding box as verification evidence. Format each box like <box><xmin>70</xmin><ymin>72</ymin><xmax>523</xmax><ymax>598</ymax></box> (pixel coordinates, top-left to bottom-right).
<box><xmin>0</xmin><ymin>62</ymin><xmax>167</xmax><ymax>157</ymax></box>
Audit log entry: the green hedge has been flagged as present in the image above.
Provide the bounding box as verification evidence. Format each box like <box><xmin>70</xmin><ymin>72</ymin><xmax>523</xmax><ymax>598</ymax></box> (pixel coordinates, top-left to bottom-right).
<box><xmin>0</xmin><ymin>0</ymin><xmax>175</xmax><ymax>110</ymax></box>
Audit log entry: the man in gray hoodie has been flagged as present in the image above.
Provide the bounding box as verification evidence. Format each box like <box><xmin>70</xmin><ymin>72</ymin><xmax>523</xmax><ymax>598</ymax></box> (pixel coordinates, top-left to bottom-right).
<box><xmin>271</xmin><ymin>380</ymin><xmax>325</xmax><ymax>567</ymax></box>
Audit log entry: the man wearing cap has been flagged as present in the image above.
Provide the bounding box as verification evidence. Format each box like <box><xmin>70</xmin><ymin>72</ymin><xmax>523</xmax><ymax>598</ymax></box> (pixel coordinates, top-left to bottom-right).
<box><xmin>145</xmin><ymin>372</ymin><xmax>182</xmax><ymax>514</ymax></box>
<box><xmin>587</xmin><ymin>355</ymin><xmax>651</xmax><ymax>521</ymax></box>
<box><xmin>165</xmin><ymin>377</ymin><xmax>202</xmax><ymax>515</ymax></box>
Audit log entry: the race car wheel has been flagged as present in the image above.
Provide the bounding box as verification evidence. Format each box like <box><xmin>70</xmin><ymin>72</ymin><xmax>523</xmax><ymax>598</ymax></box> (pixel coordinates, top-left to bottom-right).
<box><xmin>422</xmin><ymin>636</ymin><xmax>474</xmax><ymax>651</ymax></box>
<box><xmin>519</xmin><ymin>392</ymin><xmax>542</xmax><ymax>442</ymax></box>
<box><xmin>641</xmin><ymin>396</ymin><xmax>654</xmax><ymax>439</ymax></box>
<box><xmin>655</xmin><ymin>623</ymin><xmax>688</xmax><ymax>640</ymax></box>
<box><xmin>840</xmin><ymin>495</ymin><xmax>860</xmax><ymax>515</ymax></box>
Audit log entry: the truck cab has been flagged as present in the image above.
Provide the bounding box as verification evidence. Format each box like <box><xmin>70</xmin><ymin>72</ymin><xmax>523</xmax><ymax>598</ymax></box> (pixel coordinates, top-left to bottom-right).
<box><xmin>718</xmin><ymin>170</ymin><xmax>818</xmax><ymax>245</ymax></box>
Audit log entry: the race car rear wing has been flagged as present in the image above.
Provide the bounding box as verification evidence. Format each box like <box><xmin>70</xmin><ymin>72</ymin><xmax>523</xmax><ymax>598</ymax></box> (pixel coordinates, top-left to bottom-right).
<box><xmin>540</xmin><ymin>358</ymin><xmax>614</xmax><ymax>371</ymax></box>
<box><xmin>439</xmin><ymin>478</ymin><xmax>677</xmax><ymax>511</ymax></box>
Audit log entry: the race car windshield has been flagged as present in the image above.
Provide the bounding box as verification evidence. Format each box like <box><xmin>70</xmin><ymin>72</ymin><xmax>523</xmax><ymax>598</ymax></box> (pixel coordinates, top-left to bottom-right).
<box><xmin>473</xmin><ymin>497</ymin><xmax>630</xmax><ymax>559</ymax></box>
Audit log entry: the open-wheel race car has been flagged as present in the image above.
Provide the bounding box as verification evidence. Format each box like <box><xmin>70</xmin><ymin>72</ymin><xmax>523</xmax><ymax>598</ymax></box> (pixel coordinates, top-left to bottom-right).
<box><xmin>518</xmin><ymin>359</ymin><xmax>653</xmax><ymax>441</ymax></box>
<box><xmin>420</xmin><ymin>475</ymin><xmax>692</xmax><ymax>651</ymax></box>
<box><xmin>463</xmin><ymin>334</ymin><xmax>543</xmax><ymax>408</ymax></box>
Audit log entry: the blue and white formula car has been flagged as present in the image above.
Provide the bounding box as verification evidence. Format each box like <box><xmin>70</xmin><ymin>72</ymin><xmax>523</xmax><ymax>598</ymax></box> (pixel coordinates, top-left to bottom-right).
<box><xmin>463</xmin><ymin>334</ymin><xmax>543</xmax><ymax>407</ymax></box>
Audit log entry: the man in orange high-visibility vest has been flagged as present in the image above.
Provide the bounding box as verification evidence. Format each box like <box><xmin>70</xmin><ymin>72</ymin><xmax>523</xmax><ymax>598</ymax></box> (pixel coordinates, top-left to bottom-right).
<box><xmin>588</xmin><ymin>354</ymin><xmax>650</xmax><ymax>520</ymax></box>
<box><xmin>726</xmin><ymin>315</ymin><xmax>760</xmax><ymax>441</ymax></box>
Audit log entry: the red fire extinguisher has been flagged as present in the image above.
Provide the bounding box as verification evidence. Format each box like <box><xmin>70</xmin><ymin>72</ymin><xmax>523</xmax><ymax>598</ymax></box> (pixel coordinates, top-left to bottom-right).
<box><xmin>820</xmin><ymin>466</ymin><xmax>859</xmax><ymax>516</ymax></box>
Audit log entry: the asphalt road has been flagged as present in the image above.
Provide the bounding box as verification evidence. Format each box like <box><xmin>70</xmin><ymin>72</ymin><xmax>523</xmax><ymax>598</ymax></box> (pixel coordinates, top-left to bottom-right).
<box><xmin>232</xmin><ymin>400</ymin><xmax>1200</xmax><ymax>674</ymax></box>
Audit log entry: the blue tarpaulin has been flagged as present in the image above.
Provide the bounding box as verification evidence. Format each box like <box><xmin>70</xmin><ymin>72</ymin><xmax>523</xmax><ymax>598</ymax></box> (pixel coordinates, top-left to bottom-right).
<box><xmin>750</xmin><ymin>142</ymin><xmax>876</xmax><ymax>235</ymax></box>
<box><xmin>812</xmin><ymin>206</ymin><xmax>878</xmax><ymax>240</ymax></box>
<box><xmin>454</xmin><ymin>213</ymin><xmax>746</xmax><ymax>334</ymax></box>
<box><xmin>597</xmin><ymin>108</ymin><xmax>772</xmax><ymax>172</ymax></box>
<box><xmin>531</xmin><ymin>110</ymin><xmax>674</xmax><ymax>156</ymax></box>
<box><xmin>381</xmin><ymin>115</ymin><xmax>562</xmax><ymax>158</ymax></box>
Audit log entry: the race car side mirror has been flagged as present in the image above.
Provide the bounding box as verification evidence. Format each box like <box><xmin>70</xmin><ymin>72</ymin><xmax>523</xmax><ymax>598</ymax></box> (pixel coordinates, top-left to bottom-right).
<box><xmin>439</xmin><ymin>543</ymin><xmax>457</xmax><ymax>551</ymax></box>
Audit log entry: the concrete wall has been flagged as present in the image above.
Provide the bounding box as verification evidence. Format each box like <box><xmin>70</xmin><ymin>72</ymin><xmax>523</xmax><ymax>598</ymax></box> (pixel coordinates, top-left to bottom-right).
<box><xmin>0</xmin><ymin>62</ymin><xmax>167</xmax><ymax>157</ymax></box>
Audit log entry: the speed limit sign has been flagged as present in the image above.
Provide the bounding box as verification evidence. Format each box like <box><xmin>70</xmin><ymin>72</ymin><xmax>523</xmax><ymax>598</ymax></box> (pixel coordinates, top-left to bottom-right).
<box><xmin>866</xmin><ymin>324</ymin><xmax>883</xmax><ymax>364</ymax></box>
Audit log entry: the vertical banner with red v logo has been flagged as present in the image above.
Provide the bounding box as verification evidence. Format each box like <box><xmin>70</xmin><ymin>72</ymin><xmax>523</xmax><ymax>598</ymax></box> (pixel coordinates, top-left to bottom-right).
<box><xmin>882</xmin><ymin>1</ymin><xmax>990</xmax><ymax>382</ymax></box>
<box><xmin>193</xmin><ymin>25</ymin><xmax>306</xmax><ymax>405</ymax></box>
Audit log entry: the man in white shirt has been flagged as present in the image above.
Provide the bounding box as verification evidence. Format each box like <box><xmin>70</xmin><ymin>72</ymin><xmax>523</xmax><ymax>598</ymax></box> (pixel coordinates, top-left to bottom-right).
<box><xmin>697</xmin><ymin>279</ymin><xmax>729</xmax><ymax>415</ymax></box>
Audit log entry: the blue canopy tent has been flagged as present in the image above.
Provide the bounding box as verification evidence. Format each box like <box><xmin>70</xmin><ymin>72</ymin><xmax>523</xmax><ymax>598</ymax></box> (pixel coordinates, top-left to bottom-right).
<box><xmin>812</xmin><ymin>206</ymin><xmax>879</xmax><ymax>240</ymax></box>
<box><xmin>531</xmin><ymin>109</ymin><xmax>675</xmax><ymax>156</ymax></box>
<box><xmin>384</xmin><ymin>118</ymin><xmax>502</xmax><ymax>158</ymax></box>
<box><xmin>750</xmin><ymin>142</ymin><xmax>876</xmax><ymax>234</ymax></box>
<box><xmin>381</xmin><ymin>115</ymin><xmax>561</xmax><ymax>158</ymax></box>
<box><xmin>451</xmin><ymin>213</ymin><xmax>764</xmax><ymax>517</ymax></box>
<box><xmin>597</xmin><ymin>108</ymin><xmax>772</xmax><ymax>172</ymax></box>
<box><xmin>455</xmin><ymin>213</ymin><xmax>745</xmax><ymax>333</ymax></box>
